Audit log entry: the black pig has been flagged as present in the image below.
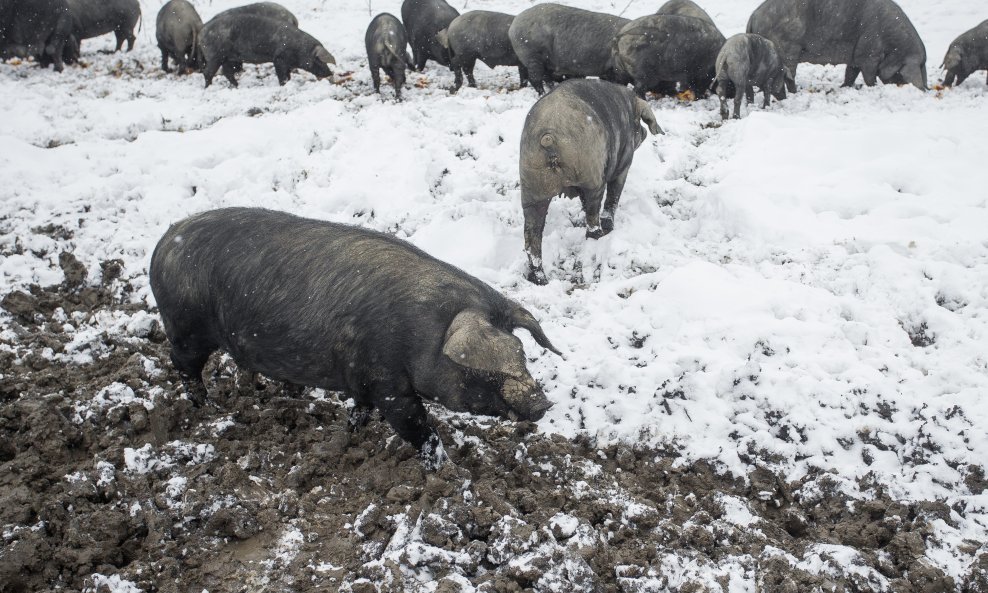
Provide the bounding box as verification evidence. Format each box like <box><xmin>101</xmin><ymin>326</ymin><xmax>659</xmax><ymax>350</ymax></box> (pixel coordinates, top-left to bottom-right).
<box><xmin>942</xmin><ymin>20</ymin><xmax>988</xmax><ymax>87</ymax></box>
<box><xmin>150</xmin><ymin>208</ymin><xmax>561</xmax><ymax>465</ymax></box>
<box><xmin>365</xmin><ymin>12</ymin><xmax>410</xmax><ymax>100</ymax></box>
<box><xmin>0</xmin><ymin>0</ymin><xmax>73</xmax><ymax>71</ymax></box>
<box><xmin>65</xmin><ymin>0</ymin><xmax>141</xmax><ymax>53</ymax></box>
<box><xmin>437</xmin><ymin>10</ymin><xmax>525</xmax><ymax>91</ymax></box>
<box><xmin>508</xmin><ymin>3</ymin><xmax>630</xmax><ymax>95</ymax></box>
<box><xmin>613</xmin><ymin>14</ymin><xmax>726</xmax><ymax>98</ymax></box>
<box><xmin>520</xmin><ymin>80</ymin><xmax>663</xmax><ymax>285</ymax></box>
<box><xmin>401</xmin><ymin>0</ymin><xmax>458</xmax><ymax>71</ymax></box>
<box><xmin>715</xmin><ymin>33</ymin><xmax>792</xmax><ymax>119</ymax></box>
<box><xmin>156</xmin><ymin>0</ymin><xmax>203</xmax><ymax>73</ymax></box>
<box><xmin>747</xmin><ymin>0</ymin><xmax>927</xmax><ymax>91</ymax></box>
<box><xmin>201</xmin><ymin>14</ymin><xmax>335</xmax><ymax>87</ymax></box>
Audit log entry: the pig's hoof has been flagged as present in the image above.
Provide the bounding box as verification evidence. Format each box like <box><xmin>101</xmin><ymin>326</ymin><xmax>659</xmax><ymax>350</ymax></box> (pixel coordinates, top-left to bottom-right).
<box><xmin>586</xmin><ymin>226</ymin><xmax>605</xmax><ymax>240</ymax></box>
<box><xmin>182</xmin><ymin>379</ymin><xmax>208</xmax><ymax>407</ymax></box>
<box><xmin>601</xmin><ymin>217</ymin><xmax>614</xmax><ymax>234</ymax></box>
<box><xmin>527</xmin><ymin>268</ymin><xmax>548</xmax><ymax>286</ymax></box>
<box><xmin>419</xmin><ymin>434</ymin><xmax>448</xmax><ymax>471</ymax></box>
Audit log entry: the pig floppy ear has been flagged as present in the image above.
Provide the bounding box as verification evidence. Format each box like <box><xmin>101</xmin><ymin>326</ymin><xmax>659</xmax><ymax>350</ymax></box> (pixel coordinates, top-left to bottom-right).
<box><xmin>510</xmin><ymin>307</ymin><xmax>562</xmax><ymax>356</ymax></box>
<box><xmin>314</xmin><ymin>45</ymin><xmax>336</xmax><ymax>65</ymax></box>
<box><xmin>443</xmin><ymin>309</ymin><xmax>529</xmax><ymax>377</ymax></box>
<box><xmin>636</xmin><ymin>98</ymin><xmax>664</xmax><ymax>135</ymax></box>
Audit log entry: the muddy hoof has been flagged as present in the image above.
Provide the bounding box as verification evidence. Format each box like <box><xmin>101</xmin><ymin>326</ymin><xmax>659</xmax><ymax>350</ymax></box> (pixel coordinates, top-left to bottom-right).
<box><xmin>527</xmin><ymin>268</ymin><xmax>548</xmax><ymax>285</ymax></box>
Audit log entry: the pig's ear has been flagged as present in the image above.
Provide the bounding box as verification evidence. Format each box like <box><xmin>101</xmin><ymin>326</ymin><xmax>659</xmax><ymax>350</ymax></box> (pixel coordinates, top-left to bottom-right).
<box><xmin>784</xmin><ymin>65</ymin><xmax>796</xmax><ymax>87</ymax></box>
<box><xmin>443</xmin><ymin>309</ymin><xmax>528</xmax><ymax>377</ymax></box>
<box><xmin>437</xmin><ymin>28</ymin><xmax>449</xmax><ymax>50</ymax></box>
<box><xmin>314</xmin><ymin>45</ymin><xmax>336</xmax><ymax>65</ymax></box>
<box><xmin>636</xmin><ymin>98</ymin><xmax>664</xmax><ymax>135</ymax></box>
<box><xmin>510</xmin><ymin>307</ymin><xmax>562</xmax><ymax>356</ymax></box>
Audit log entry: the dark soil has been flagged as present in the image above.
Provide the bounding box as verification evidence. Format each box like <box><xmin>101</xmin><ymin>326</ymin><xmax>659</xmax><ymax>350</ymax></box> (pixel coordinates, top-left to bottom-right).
<box><xmin>1</xmin><ymin>254</ymin><xmax>983</xmax><ymax>593</ymax></box>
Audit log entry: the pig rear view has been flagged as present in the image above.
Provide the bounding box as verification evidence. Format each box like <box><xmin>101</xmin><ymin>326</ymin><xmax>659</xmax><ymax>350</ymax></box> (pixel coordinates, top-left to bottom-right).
<box><xmin>156</xmin><ymin>0</ymin><xmax>203</xmax><ymax>73</ymax></box>
<box><xmin>365</xmin><ymin>12</ymin><xmax>410</xmax><ymax>100</ymax></box>
<box><xmin>520</xmin><ymin>80</ymin><xmax>663</xmax><ymax>285</ymax></box>
<box><xmin>150</xmin><ymin>208</ymin><xmax>561</xmax><ymax>466</ymax></box>
<box><xmin>715</xmin><ymin>33</ymin><xmax>792</xmax><ymax>119</ymax></box>
<box><xmin>0</xmin><ymin>0</ymin><xmax>74</xmax><ymax>72</ymax></box>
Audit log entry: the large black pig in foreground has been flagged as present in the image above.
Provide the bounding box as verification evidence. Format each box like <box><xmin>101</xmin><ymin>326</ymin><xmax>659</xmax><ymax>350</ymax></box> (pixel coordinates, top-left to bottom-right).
<box><xmin>942</xmin><ymin>20</ymin><xmax>988</xmax><ymax>87</ymax></box>
<box><xmin>747</xmin><ymin>0</ymin><xmax>927</xmax><ymax>91</ymax></box>
<box><xmin>520</xmin><ymin>80</ymin><xmax>663</xmax><ymax>285</ymax></box>
<box><xmin>150</xmin><ymin>208</ymin><xmax>561</xmax><ymax>466</ymax></box>
<box><xmin>200</xmin><ymin>14</ymin><xmax>335</xmax><ymax>87</ymax></box>
<box><xmin>0</xmin><ymin>0</ymin><xmax>74</xmax><ymax>71</ymax></box>
<box><xmin>65</xmin><ymin>0</ymin><xmax>141</xmax><ymax>53</ymax></box>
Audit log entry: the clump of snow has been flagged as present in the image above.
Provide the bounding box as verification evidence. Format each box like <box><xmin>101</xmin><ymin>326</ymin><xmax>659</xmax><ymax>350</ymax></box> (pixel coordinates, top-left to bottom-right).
<box><xmin>85</xmin><ymin>574</ymin><xmax>142</xmax><ymax>593</ymax></box>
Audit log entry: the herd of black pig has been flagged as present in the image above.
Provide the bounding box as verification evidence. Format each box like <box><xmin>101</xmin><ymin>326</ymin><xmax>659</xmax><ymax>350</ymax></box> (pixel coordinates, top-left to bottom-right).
<box><xmin>4</xmin><ymin>0</ymin><xmax>988</xmax><ymax>467</ymax></box>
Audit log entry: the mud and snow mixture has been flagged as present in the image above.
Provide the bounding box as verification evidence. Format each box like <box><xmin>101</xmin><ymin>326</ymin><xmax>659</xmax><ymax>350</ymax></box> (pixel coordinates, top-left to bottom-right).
<box><xmin>1</xmin><ymin>0</ymin><xmax>987</xmax><ymax>591</ymax></box>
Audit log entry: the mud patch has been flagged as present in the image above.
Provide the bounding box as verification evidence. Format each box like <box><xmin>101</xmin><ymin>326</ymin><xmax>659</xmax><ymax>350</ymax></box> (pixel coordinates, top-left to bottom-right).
<box><xmin>0</xmin><ymin>255</ymin><xmax>983</xmax><ymax>593</ymax></box>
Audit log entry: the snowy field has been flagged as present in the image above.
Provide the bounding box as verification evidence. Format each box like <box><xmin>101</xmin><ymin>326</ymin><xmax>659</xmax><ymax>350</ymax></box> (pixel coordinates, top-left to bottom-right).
<box><xmin>2</xmin><ymin>0</ymin><xmax>987</xmax><ymax>590</ymax></box>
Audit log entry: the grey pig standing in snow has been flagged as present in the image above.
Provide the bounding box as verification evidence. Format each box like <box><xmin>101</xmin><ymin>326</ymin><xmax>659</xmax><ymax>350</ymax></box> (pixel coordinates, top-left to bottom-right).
<box><xmin>365</xmin><ymin>13</ymin><xmax>410</xmax><ymax>100</ymax></box>
<box><xmin>156</xmin><ymin>0</ymin><xmax>203</xmax><ymax>73</ymax></box>
<box><xmin>149</xmin><ymin>207</ymin><xmax>561</xmax><ymax>466</ymax></box>
<box><xmin>656</xmin><ymin>0</ymin><xmax>716</xmax><ymax>25</ymax></box>
<box><xmin>715</xmin><ymin>33</ymin><xmax>793</xmax><ymax>119</ymax></box>
<box><xmin>401</xmin><ymin>0</ymin><xmax>459</xmax><ymax>71</ymax></box>
<box><xmin>746</xmin><ymin>0</ymin><xmax>927</xmax><ymax>91</ymax></box>
<box><xmin>508</xmin><ymin>4</ymin><xmax>630</xmax><ymax>95</ymax></box>
<box><xmin>437</xmin><ymin>10</ymin><xmax>526</xmax><ymax>91</ymax></box>
<box><xmin>613</xmin><ymin>14</ymin><xmax>726</xmax><ymax>98</ymax></box>
<box><xmin>520</xmin><ymin>80</ymin><xmax>663</xmax><ymax>285</ymax></box>
<box><xmin>200</xmin><ymin>14</ymin><xmax>335</xmax><ymax>87</ymax></box>
<box><xmin>65</xmin><ymin>0</ymin><xmax>141</xmax><ymax>53</ymax></box>
<box><xmin>942</xmin><ymin>19</ymin><xmax>988</xmax><ymax>87</ymax></box>
<box><xmin>0</xmin><ymin>0</ymin><xmax>74</xmax><ymax>71</ymax></box>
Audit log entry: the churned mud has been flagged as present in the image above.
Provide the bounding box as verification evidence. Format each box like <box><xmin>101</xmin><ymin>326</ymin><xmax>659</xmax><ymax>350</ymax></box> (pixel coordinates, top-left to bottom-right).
<box><xmin>1</xmin><ymin>253</ymin><xmax>986</xmax><ymax>593</ymax></box>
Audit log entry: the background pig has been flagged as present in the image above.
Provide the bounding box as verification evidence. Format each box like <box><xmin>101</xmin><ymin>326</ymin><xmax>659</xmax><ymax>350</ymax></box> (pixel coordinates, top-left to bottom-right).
<box><xmin>365</xmin><ymin>12</ymin><xmax>410</xmax><ymax>100</ymax></box>
<box><xmin>401</xmin><ymin>0</ymin><xmax>458</xmax><ymax>71</ymax></box>
<box><xmin>65</xmin><ymin>0</ymin><xmax>141</xmax><ymax>53</ymax></box>
<box><xmin>150</xmin><ymin>207</ymin><xmax>561</xmax><ymax>464</ymax></box>
<box><xmin>156</xmin><ymin>0</ymin><xmax>203</xmax><ymax>73</ymax></box>
<box><xmin>201</xmin><ymin>14</ymin><xmax>335</xmax><ymax>87</ymax></box>
<box><xmin>520</xmin><ymin>80</ymin><xmax>663</xmax><ymax>285</ymax></box>
<box><xmin>508</xmin><ymin>4</ymin><xmax>630</xmax><ymax>95</ymax></box>
<box><xmin>942</xmin><ymin>19</ymin><xmax>988</xmax><ymax>87</ymax></box>
<box><xmin>747</xmin><ymin>0</ymin><xmax>927</xmax><ymax>91</ymax></box>
<box><xmin>0</xmin><ymin>0</ymin><xmax>73</xmax><ymax>71</ymax></box>
<box><xmin>437</xmin><ymin>10</ymin><xmax>525</xmax><ymax>91</ymax></box>
<box><xmin>613</xmin><ymin>14</ymin><xmax>725</xmax><ymax>98</ymax></box>
<box><xmin>715</xmin><ymin>33</ymin><xmax>792</xmax><ymax>119</ymax></box>
<box><xmin>656</xmin><ymin>0</ymin><xmax>716</xmax><ymax>25</ymax></box>
<box><xmin>212</xmin><ymin>2</ymin><xmax>298</xmax><ymax>28</ymax></box>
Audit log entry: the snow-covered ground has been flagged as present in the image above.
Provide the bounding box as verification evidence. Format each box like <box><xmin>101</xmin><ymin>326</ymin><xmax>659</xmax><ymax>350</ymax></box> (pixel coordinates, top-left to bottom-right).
<box><xmin>2</xmin><ymin>0</ymin><xmax>987</xmax><ymax>587</ymax></box>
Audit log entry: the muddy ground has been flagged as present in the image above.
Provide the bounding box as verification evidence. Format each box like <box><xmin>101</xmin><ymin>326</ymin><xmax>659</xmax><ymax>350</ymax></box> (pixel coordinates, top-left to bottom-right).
<box><xmin>1</xmin><ymin>254</ymin><xmax>986</xmax><ymax>593</ymax></box>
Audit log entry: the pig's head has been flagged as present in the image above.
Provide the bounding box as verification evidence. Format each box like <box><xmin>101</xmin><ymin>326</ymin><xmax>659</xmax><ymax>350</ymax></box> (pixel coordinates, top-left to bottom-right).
<box><xmin>770</xmin><ymin>65</ymin><xmax>793</xmax><ymax>100</ymax></box>
<box><xmin>442</xmin><ymin>307</ymin><xmax>561</xmax><ymax>422</ymax></box>
<box><xmin>307</xmin><ymin>45</ymin><xmax>336</xmax><ymax>79</ymax></box>
<box><xmin>941</xmin><ymin>46</ymin><xmax>964</xmax><ymax>76</ymax></box>
<box><xmin>879</xmin><ymin>49</ymin><xmax>927</xmax><ymax>90</ymax></box>
<box><xmin>633</xmin><ymin>97</ymin><xmax>664</xmax><ymax>146</ymax></box>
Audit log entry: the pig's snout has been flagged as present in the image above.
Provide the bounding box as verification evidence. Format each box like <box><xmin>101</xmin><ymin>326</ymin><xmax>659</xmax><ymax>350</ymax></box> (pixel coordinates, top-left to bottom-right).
<box><xmin>502</xmin><ymin>376</ymin><xmax>553</xmax><ymax>421</ymax></box>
